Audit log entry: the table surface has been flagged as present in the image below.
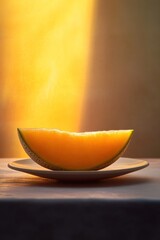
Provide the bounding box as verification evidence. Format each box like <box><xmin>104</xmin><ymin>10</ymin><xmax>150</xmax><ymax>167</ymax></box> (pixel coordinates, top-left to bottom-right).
<box><xmin>0</xmin><ymin>158</ymin><xmax>160</xmax><ymax>200</ymax></box>
<box><xmin>1</xmin><ymin>158</ymin><xmax>160</xmax><ymax>240</ymax></box>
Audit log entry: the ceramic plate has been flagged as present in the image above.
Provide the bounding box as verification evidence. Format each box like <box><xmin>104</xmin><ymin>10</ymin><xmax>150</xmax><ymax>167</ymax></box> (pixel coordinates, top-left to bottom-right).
<box><xmin>8</xmin><ymin>158</ymin><xmax>149</xmax><ymax>182</ymax></box>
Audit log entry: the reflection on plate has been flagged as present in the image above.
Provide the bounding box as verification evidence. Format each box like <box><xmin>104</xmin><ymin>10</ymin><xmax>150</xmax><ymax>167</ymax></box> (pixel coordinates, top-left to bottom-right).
<box><xmin>8</xmin><ymin>158</ymin><xmax>149</xmax><ymax>182</ymax></box>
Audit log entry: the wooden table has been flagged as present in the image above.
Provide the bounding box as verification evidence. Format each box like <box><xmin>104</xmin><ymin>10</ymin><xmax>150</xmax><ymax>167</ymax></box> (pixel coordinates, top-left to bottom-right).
<box><xmin>0</xmin><ymin>158</ymin><xmax>160</xmax><ymax>240</ymax></box>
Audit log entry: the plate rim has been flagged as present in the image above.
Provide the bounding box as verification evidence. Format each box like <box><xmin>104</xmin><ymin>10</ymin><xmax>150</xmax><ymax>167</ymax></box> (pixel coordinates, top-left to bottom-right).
<box><xmin>8</xmin><ymin>157</ymin><xmax>149</xmax><ymax>181</ymax></box>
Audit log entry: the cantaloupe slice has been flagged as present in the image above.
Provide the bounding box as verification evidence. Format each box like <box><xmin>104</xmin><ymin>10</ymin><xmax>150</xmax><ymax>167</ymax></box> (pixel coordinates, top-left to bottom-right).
<box><xmin>17</xmin><ymin>128</ymin><xmax>133</xmax><ymax>171</ymax></box>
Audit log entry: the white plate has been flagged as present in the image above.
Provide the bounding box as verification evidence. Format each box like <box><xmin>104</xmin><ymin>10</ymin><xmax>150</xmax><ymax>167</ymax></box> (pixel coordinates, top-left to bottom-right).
<box><xmin>8</xmin><ymin>158</ymin><xmax>149</xmax><ymax>182</ymax></box>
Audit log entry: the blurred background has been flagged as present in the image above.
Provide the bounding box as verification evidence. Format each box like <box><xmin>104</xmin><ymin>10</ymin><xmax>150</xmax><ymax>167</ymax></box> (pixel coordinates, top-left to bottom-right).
<box><xmin>0</xmin><ymin>0</ymin><xmax>160</xmax><ymax>158</ymax></box>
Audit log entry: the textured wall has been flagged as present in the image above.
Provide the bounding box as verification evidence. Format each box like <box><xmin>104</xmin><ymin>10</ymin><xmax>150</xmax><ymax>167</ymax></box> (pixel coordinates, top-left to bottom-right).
<box><xmin>0</xmin><ymin>0</ymin><xmax>95</xmax><ymax>157</ymax></box>
<box><xmin>0</xmin><ymin>1</ymin><xmax>160</xmax><ymax>158</ymax></box>
<box><xmin>81</xmin><ymin>0</ymin><xmax>160</xmax><ymax>157</ymax></box>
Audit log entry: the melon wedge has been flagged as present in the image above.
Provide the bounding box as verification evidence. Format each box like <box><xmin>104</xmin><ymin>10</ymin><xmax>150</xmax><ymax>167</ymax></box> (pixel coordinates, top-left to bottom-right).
<box><xmin>17</xmin><ymin>128</ymin><xmax>133</xmax><ymax>171</ymax></box>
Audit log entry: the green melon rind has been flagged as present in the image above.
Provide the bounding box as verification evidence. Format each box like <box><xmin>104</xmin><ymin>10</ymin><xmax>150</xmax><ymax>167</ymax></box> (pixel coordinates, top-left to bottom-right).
<box><xmin>17</xmin><ymin>128</ymin><xmax>134</xmax><ymax>171</ymax></box>
<box><xmin>17</xmin><ymin>128</ymin><xmax>62</xmax><ymax>170</ymax></box>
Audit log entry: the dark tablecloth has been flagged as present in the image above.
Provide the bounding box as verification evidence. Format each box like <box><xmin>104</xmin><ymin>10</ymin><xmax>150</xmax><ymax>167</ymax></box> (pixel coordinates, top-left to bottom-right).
<box><xmin>0</xmin><ymin>158</ymin><xmax>160</xmax><ymax>240</ymax></box>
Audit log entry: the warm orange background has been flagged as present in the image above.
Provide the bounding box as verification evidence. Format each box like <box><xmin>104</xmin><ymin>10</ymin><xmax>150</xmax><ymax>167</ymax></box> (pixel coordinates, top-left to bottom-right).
<box><xmin>1</xmin><ymin>1</ymin><xmax>160</xmax><ymax>157</ymax></box>
<box><xmin>1</xmin><ymin>0</ymin><xmax>95</xmax><ymax>157</ymax></box>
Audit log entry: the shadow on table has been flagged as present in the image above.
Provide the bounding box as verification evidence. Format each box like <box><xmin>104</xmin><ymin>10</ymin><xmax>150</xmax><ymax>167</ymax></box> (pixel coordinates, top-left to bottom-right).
<box><xmin>23</xmin><ymin>175</ymin><xmax>151</xmax><ymax>189</ymax></box>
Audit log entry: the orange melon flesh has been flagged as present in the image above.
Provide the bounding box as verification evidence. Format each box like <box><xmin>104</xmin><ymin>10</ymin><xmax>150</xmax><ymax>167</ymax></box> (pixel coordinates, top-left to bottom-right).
<box><xmin>17</xmin><ymin>128</ymin><xmax>133</xmax><ymax>171</ymax></box>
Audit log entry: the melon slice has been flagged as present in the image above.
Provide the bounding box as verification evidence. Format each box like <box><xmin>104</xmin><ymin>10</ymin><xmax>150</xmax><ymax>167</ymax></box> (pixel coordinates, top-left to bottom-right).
<box><xmin>17</xmin><ymin>128</ymin><xmax>133</xmax><ymax>171</ymax></box>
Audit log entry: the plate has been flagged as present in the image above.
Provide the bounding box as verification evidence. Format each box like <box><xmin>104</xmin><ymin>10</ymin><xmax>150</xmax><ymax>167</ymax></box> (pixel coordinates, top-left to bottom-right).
<box><xmin>8</xmin><ymin>158</ymin><xmax>149</xmax><ymax>182</ymax></box>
